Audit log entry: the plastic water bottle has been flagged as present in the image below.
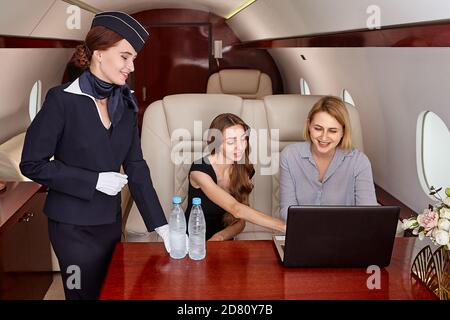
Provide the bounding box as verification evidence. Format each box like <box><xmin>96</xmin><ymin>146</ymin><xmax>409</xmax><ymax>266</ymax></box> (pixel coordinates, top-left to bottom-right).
<box><xmin>188</xmin><ymin>197</ymin><xmax>206</xmax><ymax>260</ymax></box>
<box><xmin>169</xmin><ymin>196</ymin><xmax>187</xmax><ymax>259</ymax></box>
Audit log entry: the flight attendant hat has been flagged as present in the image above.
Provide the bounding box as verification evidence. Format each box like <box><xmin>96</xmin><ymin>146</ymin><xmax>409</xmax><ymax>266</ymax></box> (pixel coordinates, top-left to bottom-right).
<box><xmin>91</xmin><ymin>11</ymin><xmax>149</xmax><ymax>52</ymax></box>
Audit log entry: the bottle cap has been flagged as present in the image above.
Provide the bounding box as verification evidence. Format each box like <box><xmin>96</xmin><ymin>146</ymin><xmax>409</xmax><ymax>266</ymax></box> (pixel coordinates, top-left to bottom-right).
<box><xmin>192</xmin><ymin>197</ymin><xmax>201</xmax><ymax>205</ymax></box>
<box><xmin>172</xmin><ymin>196</ymin><xmax>182</xmax><ymax>204</ymax></box>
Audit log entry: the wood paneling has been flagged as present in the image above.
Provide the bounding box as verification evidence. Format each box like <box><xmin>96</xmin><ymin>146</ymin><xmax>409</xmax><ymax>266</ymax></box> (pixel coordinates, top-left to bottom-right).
<box><xmin>0</xmin><ymin>182</ymin><xmax>52</xmax><ymax>300</ymax></box>
<box><xmin>375</xmin><ymin>184</ymin><xmax>416</xmax><ymax>220</ymax></box>
<box><xmin>132</xmin><ymin>9</ymin><xmax>284</xmax><ymax>131</ymax></box>
<box><xmin>232</xmin><ymin>20</ymin><xmax>450</xmax><ymax>48</ymax></box>
<box><xmin>133</xmin><ymin>9</ymin><xmax>282</xmax><ymax>94</ymax></box>
<box><xmin>0</xmin><ymin>35</ymin><xmax>81</xmax><ymax>48</ymax></box>
<box><xmin>133</xmin><ymin>23</ymin><xmax>211</xmax><ymax>127</ymax></box>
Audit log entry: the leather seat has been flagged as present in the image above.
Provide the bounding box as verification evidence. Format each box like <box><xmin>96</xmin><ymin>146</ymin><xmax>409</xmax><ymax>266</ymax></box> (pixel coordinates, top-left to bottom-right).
<box><xmin>207</xmin><ymin>69</ymin><xmax>272</xmax><ymax>99</ymax></box>
<box><xmin>124</xmin><ymin>93</ymin><xmax>365</xmax><ymax>241</ymax></box>
<box><xmin>0</xmin><ymin>132</ymin><xmax>29</xmax><ymax>181</ymax></box>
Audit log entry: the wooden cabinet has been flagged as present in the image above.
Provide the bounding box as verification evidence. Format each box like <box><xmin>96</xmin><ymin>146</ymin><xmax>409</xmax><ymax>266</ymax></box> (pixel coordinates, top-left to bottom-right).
<box><xmin>0</xmin><ymin>182</ymin><xmax>52</xmax><ymax>299</ymax></box>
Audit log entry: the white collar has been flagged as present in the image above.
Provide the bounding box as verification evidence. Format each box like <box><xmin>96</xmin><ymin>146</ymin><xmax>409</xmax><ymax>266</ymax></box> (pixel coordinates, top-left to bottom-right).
<box><xmin>64</xmin><ymin>78</ymin><xmax>91</xmax><ymax>97</ymax></box>
<box><xmin>64</xmin><ymin>77</ymin><xmax>135</xmax><ymax>97</ymax></box>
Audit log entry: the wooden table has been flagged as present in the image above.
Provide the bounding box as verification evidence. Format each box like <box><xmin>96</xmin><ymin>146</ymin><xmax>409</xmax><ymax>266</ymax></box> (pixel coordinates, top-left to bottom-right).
<box><xmin>100</xmin><ymin>237</ymin><xmax>436</xmax><ymax>300</ymax></box>
<box><xmin>0</xmin><ymin>182</ymin><xmax>52</xmax><ymax>300</ymax></box>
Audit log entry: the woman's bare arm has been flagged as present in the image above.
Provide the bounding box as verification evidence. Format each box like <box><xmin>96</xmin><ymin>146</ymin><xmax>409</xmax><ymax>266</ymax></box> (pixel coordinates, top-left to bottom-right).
<box><xmin>209</xmin><ymin>219</ymin><xmax>246</xmax><ymax>241</ymax></box>
<box><xmin>190</xmin><ymin>171</ymin><xmax>286</xmax><ymax>233</ymax></box>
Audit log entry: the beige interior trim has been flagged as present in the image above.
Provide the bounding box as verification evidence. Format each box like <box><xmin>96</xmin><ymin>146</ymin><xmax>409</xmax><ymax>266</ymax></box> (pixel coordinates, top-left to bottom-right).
<box><xmin>61</xmin><ymin>0</ymin><xmax>100</xmax><ymax>14</ymax></box>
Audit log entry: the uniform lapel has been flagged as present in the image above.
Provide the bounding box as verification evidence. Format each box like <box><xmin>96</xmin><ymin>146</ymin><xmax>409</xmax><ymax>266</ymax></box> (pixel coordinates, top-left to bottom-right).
<box><xmin>64</xmin><ymin>78</ymin><xmax>117</xmax><ymax>166</ymax></box>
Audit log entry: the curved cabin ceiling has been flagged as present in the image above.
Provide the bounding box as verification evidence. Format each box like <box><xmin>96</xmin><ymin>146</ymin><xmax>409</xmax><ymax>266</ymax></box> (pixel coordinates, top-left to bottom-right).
<box><xmin>70</xmin><ymin>0</ymin><xmax>246</xmax><ymax>17</ymax></box>
<box><xmin>69</xmin><ymin>0</ymin><xmax>450</xmax><ymax>42</ymax></box>
<box><xmin>2</xmin><ymin>0</ymin><xmax>450</xmax><ymax>41</ymax></box>
<box><xmin>227</xmin><ymin>0</ymin><xmax>450</xmax><ymax>41</ymax></box>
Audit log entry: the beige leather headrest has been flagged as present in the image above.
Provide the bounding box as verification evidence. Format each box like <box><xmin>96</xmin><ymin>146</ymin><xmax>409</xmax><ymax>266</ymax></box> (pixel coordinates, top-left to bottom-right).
<box><xmin>161</xmin><ymin>94</ymin><xmax>243</xmax><ymax>138</ymax></box>
<box><xmin>207</xmin><ymin>69</ymin><xmax>272</xmax><ymax>99</ymax></box>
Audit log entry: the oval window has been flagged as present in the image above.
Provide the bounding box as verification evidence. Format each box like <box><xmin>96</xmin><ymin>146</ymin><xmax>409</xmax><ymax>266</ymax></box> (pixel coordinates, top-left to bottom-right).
<box><xmin>417</xmin><ymin>111</ymin><xmax>450</xmax><ymax>199</ymax></box>
<box><xmin>300</xmin><ymin>78</ymin><xmax>311</xmax><ymax>95</ymax></box>
<box><xmin>29</xmin><ymin>80</ymin><xmax>42</xmax><ymax>121</ymax></box>
<box><xmin>342</xmin><ymin>89</ymin><xmax>355</xmax><ymax>106</ymax></box>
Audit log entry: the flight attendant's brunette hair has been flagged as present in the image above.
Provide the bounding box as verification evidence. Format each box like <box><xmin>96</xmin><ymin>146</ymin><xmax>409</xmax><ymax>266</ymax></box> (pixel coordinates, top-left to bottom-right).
<box><xmin>206</xmin><ymin>113</ymin><xmax>254</xmax><ymax>226</ymax></box>
<box><xmin>72</xmin><ymin>26</ymin><xmax>123</xmax><ymax>69</ymax></box>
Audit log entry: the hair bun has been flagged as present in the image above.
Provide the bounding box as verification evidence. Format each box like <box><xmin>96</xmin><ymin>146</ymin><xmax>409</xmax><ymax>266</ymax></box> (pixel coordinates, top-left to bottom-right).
<box><xmin>72</xmin><ymin>43</ymin><xmax>91</xmax><ymax>69</ymax></box>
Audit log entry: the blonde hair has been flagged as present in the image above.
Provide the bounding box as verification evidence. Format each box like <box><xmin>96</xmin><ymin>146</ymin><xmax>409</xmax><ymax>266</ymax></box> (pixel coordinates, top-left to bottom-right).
<box><xmin>303</xmin><ymin>96</ymin><xmax>353</xmax><ymax>150</ymax></box>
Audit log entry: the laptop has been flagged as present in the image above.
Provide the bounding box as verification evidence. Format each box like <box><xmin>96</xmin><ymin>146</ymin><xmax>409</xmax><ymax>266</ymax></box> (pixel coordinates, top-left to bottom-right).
<box><xmin>273</xmin><ymin>205</ymin><xmax>400</xmax><ymax>267</ymax></box>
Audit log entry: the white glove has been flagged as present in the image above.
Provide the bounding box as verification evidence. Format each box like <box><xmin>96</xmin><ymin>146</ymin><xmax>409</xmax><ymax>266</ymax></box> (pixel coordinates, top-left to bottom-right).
<box><xmin>155</xmin><ymin>224</ymin><xmax>171</xmax><ymax>253</ymax></box>
<box><xmin>155</xmin><ymin>224</ymin><xmax>189</xmax><ymax>254</ymax></box>
<box><xmin>95</xmin><ymin>172</ymin><xmax>128</xmax><ymax>196</ymax></box>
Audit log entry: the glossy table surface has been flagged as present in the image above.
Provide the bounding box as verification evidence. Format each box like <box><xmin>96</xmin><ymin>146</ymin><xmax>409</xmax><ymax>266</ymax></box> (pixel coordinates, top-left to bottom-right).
<box><xmin>100</xmin><ymin>237</ymin><xmax>436</xmax><ymax>300</ymax></box>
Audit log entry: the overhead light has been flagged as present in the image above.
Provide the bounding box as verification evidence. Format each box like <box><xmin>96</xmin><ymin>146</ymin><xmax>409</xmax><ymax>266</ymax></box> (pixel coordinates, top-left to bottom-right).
<box><xmin>225</xmin><ymin>0</ymin><xmax>257</xmax><ymax>20</ymax></box>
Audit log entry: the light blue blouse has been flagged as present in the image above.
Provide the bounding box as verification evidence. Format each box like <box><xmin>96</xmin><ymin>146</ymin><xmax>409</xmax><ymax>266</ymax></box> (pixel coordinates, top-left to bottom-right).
<box><xmin>279</xmin><ymin>141</ymin><xmax>378</xmax><ymax>221</ymax></box>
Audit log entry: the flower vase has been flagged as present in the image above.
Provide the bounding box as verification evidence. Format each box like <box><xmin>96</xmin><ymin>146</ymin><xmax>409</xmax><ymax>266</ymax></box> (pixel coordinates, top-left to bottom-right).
<box><xmin>411</xmin><ymin>245</ymin><xmax>450</xmax><ymax>300</ymax></box>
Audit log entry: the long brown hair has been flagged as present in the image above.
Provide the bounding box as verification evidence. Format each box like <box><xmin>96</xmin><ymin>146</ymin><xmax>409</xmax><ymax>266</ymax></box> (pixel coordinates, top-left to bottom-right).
<box><xmin>207</xmin><ymin>113</ymin><xmax>254</xmax><ymax>225</ymax></box>
<box><xmin>303</xmin><ymin>96</ymin><xmax>353</xmax><ymax>150</ymax></box>
<box><xmin>71</xmin><ymin>26</ymin><xmax>123</xmax><ymax>69</ymax></box>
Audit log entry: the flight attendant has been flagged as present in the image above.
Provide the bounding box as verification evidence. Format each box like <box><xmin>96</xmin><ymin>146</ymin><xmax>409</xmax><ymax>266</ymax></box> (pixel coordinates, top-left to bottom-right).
<box><xmin>20</xmin><ymin>11</ymin><xmax>171</xmax><ymax>299</ymax></box>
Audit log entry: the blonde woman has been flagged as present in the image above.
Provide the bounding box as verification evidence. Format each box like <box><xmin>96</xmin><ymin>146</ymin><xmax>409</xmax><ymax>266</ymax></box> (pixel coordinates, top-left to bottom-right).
<box><xmin>279</xmin><ymin>96</ymin><xmax>377</xmax><ymax>221</ymax></box>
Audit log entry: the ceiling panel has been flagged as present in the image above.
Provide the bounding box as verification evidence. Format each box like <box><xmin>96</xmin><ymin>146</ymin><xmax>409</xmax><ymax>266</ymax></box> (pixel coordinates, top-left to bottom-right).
<box><xmin>84</xmin><ymin>0</ymin><xmax>245</xmax><ymax>17</ymax></box>
<box><xmin>0</xmin><ymin>0</ymin><xmax>55</xmax><ymax>36</ymax></box>
<box><xmin>32</xmin><ymin>0</ymin><xmax>94</xmax><ymax>40</ymax></box>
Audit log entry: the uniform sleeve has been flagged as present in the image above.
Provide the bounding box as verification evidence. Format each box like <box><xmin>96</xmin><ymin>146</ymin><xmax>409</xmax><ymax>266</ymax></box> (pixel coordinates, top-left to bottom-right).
<box><xmin>123</xmin><ymin>119</ymin><xmax>167</xmax><ymax>231</ymax></box>
<box><xmin>20</xmin><ymin>88</ymin><xmax>98</xmax><ymax>201</ymax></box>
<box><xmin>354</xmin><ymin>153</ymin><xmax>378</xmax><ymax>205</ymax></box>
<box><xmin>279</xmin><ymin>147</ymin><xmax>299</xmax><ymax>221</ymax></box>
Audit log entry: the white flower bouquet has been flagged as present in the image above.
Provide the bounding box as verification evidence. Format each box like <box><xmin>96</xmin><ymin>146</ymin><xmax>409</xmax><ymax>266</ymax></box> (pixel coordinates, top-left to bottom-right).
<box><xmin>402</xmin><ymin>186</ymin><xmax>450</xmax><ymax>250</ymax></box>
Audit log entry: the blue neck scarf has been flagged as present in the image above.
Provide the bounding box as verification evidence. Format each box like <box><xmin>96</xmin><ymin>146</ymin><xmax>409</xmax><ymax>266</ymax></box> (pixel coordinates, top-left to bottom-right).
<box><xmin>79</xmin><ymin>69</ymin><xmax>138</xmax><ymax>127</ymax></box>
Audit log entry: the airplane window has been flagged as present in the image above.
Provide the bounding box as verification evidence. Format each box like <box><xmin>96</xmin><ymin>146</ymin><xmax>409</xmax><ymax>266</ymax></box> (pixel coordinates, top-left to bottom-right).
<box><xmin>29</xmin><ymin>80</ymin><xmax>42</xmax><ymax>122</ymax></box>
<box><xmin>417</xmin><ymin>111</ymin><xmax>450</xmax><ymax>199</ymax></box>
<box><xmin>300</xmin><ymin>78</ymin><xmax>311</xmax><ymax>95</ymax></box>
<box><xmin>342</xmin><ymin>89</ymin><xmax>355</xmax><ymax>106</ymax></box>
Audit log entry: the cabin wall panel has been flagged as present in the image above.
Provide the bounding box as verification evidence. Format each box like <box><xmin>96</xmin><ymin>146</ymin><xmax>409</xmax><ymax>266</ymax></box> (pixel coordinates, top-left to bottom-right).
<box><xmin>0</xmin><ymin>0</ymin><xmax>54</xmax><ymax>37</ymax></box>
<box><xmin>229</xmin><ymin>0</ymin><xmax>450</xmax><ymax>41</ymax></box>
<box><xmin>31</xmin><ymin>0</ymin><xmax>93</xmax><ymax>41</ymax></box>
<box><xmin>269</xmin><ymin>47</ymin><xmax>450</xmax><ymax>214</ymax></box>
<box><xmin>0</xmin><ymin>0</ymin><xmax>91</xmax><ymax>40</ymax></box>
<box><xmin>0</xmin><ymin>48</ymin><xmax>73</xmax><ymax>144</ymax></box>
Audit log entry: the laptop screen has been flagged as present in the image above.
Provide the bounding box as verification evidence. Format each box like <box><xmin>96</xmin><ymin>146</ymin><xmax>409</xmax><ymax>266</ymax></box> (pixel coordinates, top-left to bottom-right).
<box><xmin>281</xmin><ymin>205</ymin><xmax>400</xmax><ymax>267</ymax></box>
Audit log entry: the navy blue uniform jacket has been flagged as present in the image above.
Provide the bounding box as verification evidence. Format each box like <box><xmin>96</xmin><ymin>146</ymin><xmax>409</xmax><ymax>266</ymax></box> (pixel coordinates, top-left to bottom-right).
<box><xmin>20</xmin><ymin>78</ymin><xmax>167</xmax><ymax>229</ymax></box>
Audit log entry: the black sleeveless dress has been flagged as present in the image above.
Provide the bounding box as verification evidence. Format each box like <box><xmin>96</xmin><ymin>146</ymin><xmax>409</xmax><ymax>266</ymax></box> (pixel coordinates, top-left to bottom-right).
<box><xmin>185</xmin><ymin>157</ymin><xmax>225</xmax><ymax>240</ymax></box>
<box><xmin>185</xmin><ymin>157</ymin><xmax>254</xmax><ymax>240</ymax></box>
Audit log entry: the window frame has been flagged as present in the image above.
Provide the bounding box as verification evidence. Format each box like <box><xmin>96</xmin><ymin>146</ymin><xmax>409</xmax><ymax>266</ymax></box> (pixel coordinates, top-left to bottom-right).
<box><xmin>28</xmin><ymin>80</ymin><xmax>42</xmax><ymax>122</ymax></box>
<box><xmin>300</xmin><ymin>78</ymin><xmax>311</xmax><ymax>95</ymax></box>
